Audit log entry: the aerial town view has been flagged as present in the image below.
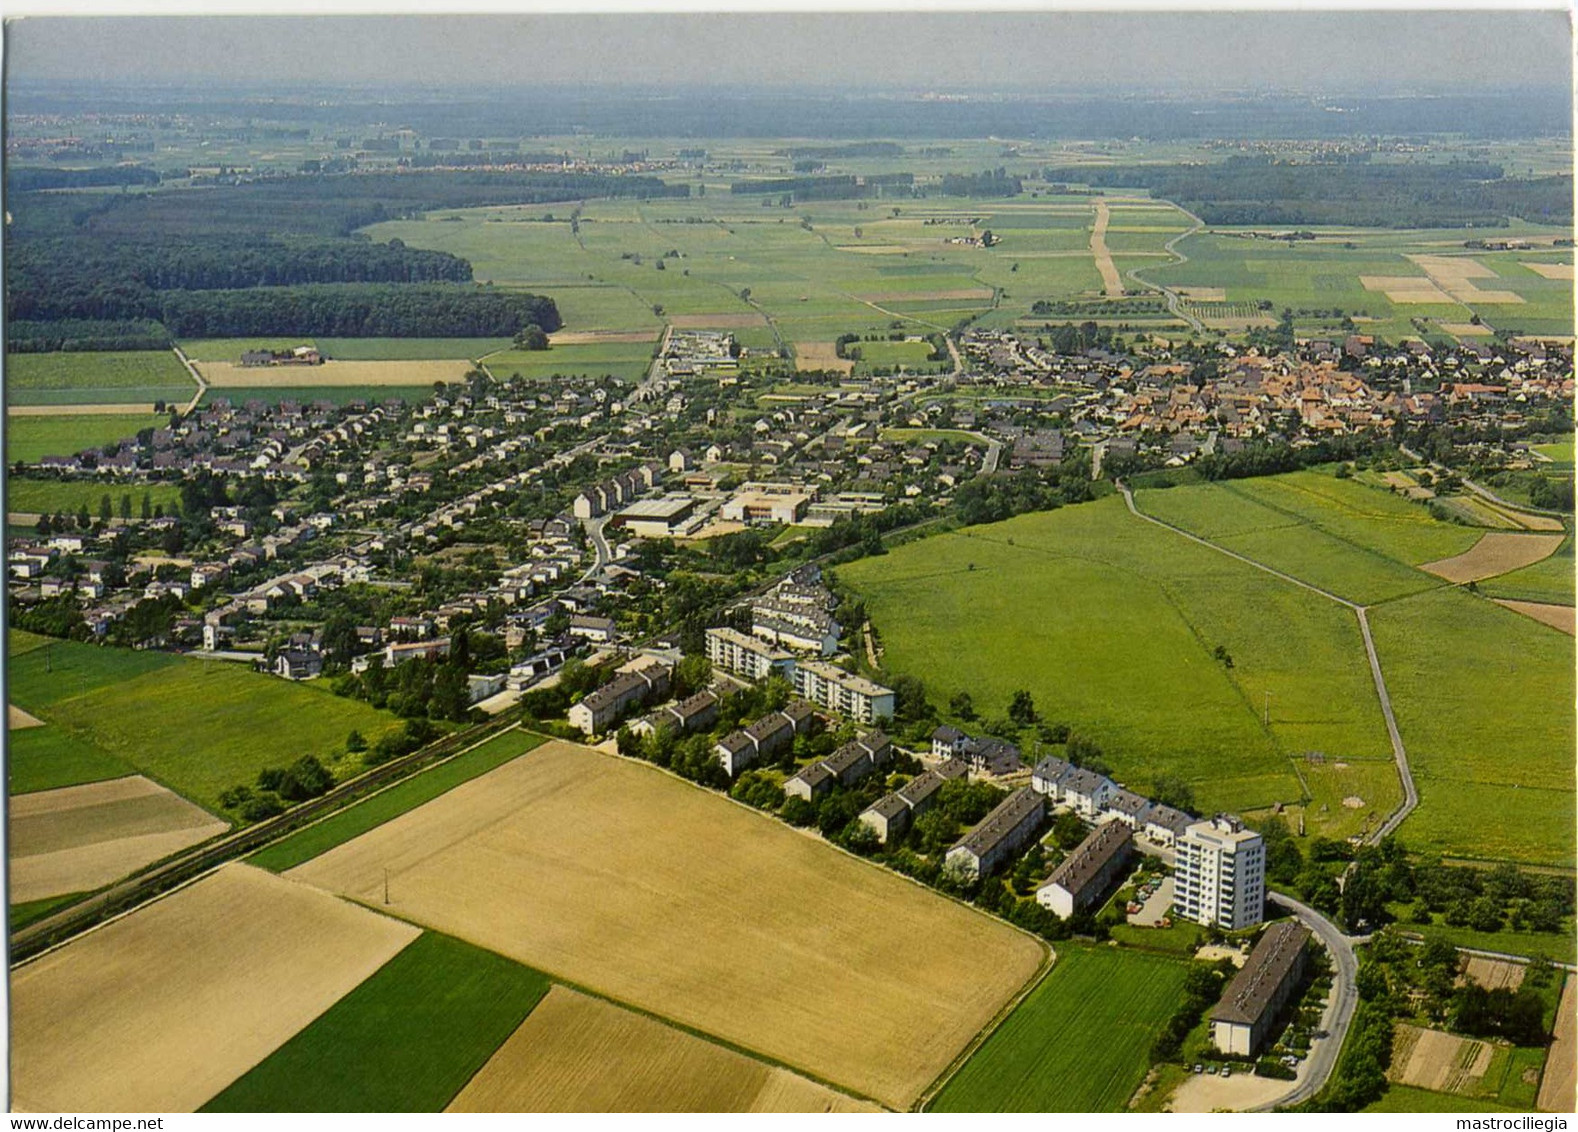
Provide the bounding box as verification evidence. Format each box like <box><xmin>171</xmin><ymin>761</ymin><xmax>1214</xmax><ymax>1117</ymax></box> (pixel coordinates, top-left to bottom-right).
<box><xmin>3</xmin><ymin>8</ymin><xmax>1574</xmax><ymax>1120</ymax></box>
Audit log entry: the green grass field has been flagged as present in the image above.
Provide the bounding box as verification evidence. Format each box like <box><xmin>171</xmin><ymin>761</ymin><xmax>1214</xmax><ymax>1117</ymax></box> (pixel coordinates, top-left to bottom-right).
<box><xmin>9</xmin><ymin>892</ymin><xmax>87</xmax><ymax>931</ymax></box>
<box><xmin>930</xmin><ymin>946</ymin><xmax>1188</xmax><ymax>1112</ymax></box>
<box><xmin>177</xmin><ymin>338</ymin><xmax>318</xmax><ymax>362</ymax></box>
<box><xmin>1481</xmin><ymin>539</ymin><xmax>1575</xmax><ymax>605</ymax></box>
<box><xmin>1395</xmin><ymin>916</ymin><xmax>1577</xmax><ymax>965</ymax></box>
<box><xmin>5</xmin><ymin>478</ymin><xmax>182</xmax><ymax>517</ymax></box>
<box><xmin>202</xmin><ymin>932</ymin><xmax>551</xmax><ymax>1112</ymax></box>
<box><xmin>482</xmin><ymin>340</ymin><xmax>654</xmax><ymax>382</ymax></box>
<box><xmin>1368</xmin><ymin>588</ymin><xmax>1575</xmax><ymax>864</ymax></box>
<box><xmin>1533</xmin><ymin>439</ymin><xmax>1574</xmax><ymax>467</ymax></box>
<box><xmin>1364</xmin><ymin>1083</ymin><xmax>1528</xmax><ymax>1114</ymax></box>
<box><xmin>8</xmin><ymin>723</ymin><xmax>135</xmax><ymax>796</ymax></box>
<box><xmin>7</xmin><ymin>413</ymin><xmax>168</xmax><ymax>464</ymax></box>
<box><xmin>6</xmin><ymin>351</ymin><xmax>195</xmax><ymax>406</ymax></box>
<box><xmin>1140</xmin><ymin>470</ymin><xmax>1478</xmax><ymax>605</ymax></box>
<box><xmin>201</xmin><ymin>385</ymin><xmax>434</xmax><ymax>407</ymax></box>
<box><xmin>249</xmin><ymin>728</ymin><xmax>547</xmax><ymax>872</ymax></box>
<box><xmin>8</xmin><ymin>634</ymin><xmax>404</xmax><ymax>811</ymax></box>
<box><xmin>839</xmin><ymin>493</ymin><xmax>1391</xmax><ymax>833</ymax></box>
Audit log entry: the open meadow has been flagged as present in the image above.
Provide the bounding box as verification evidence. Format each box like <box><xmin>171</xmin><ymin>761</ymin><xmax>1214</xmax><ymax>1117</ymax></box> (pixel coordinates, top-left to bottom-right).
<box><xmin>8</xmin><ymin>634</ymin><xmax>404</xmax><ymax>812</ymax></box>
<box><xmin>194</xmin><ymin>358</ymin><xmax>473</xmax><ymax>388</ymax></box>
<box><xmin>287</xmin><ymin>738</ymin><xmax>1046</xmax><ymax>1110</ymax></box>
<box><xmin>6</xmin><ymin>412</ymin><xmax>167</xmax><ymax>464</ymax></box>
<box><xmin>5</xmin><ymin>350</ymin><xmax>195</xmax><ymax>407</ymax></box>
<box><xmin>1367</xmin><ymin>587</ymin><xmax>1574</xmax><ymax>864</ymax></box>
<box><xmin>6</xmin><ymin>478</ymin><xmax>183</xmax><ymax>518</ymax></box>
<box><xmin>204</xmin><ymin>931</ymin><xmax>550</xmax><ymax>1113</ymax></box>
<box><xmin>10</xmin><ymin>863</ymin><xmax>419</xmax><ymax>1112</ymax></box>
<box><xmin>929</xmin><ymin>946</ymin><xmax>1188</xmax><ymax>1112</ymax></box>
<box><xmin>363</xmin><ymin>192</ymin><xmax>1182</xmax><ymax>350</ymax></box>
<box><xmin>448</xmin><ymin>986</ymin><xmax>880</xmax><ymax>1113</ymax></box>
<box><xmin>9</xmin><ymin>774</ymin><xmax>229</xmax><ymax>903</ymax></box>
<box><xmin>839</xmin><ymin>492</ymin><xmax>1393</xmax><ymax>832</ymax></box>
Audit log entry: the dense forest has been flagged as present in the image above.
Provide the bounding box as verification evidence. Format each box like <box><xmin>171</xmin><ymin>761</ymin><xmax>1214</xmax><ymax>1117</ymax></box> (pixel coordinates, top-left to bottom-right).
<box><xmin>7</xmin><ymin>318</ymin><xmax>171</xmax><ymax>353</ymax></box>
<box><xmin>4</xmin><ymin>169</ymin><xmax>655</xmax><ymax>338</ymax></box>
<box><xmin>8</xmin><ymin>164</ymin><xmax>162</xmax><ymax>191</ymax></box>
<box><xmin>153</xmin><ymin>284</ymin><xmax>560</xmax><ymax>338</ymax></box>
<box><xmin>936</xmin><ymin>168</ymin><xmax>1023</xmax><ymax>197</ymax></box>
<box><xmin>1041</xmin><ymin>158</ymin><xmax>1573</xmax><ymax>228</ymax></box>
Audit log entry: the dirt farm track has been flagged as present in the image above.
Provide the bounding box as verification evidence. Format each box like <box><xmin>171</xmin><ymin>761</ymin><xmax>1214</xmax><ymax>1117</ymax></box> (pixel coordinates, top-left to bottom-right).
<box><xmin>10</xmin><ymin>864</ymin><xmax>418</xmax><ymax>1113</ymax></box>
<box><xmin>289</xmin><ymin>739</ymin><xmax>1045</xmax><ymax>1109</ymax></box>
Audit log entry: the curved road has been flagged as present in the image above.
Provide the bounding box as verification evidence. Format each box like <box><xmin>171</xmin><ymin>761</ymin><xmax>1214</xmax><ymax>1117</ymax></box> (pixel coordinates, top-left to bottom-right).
<box><xmin>1118</xmin><ymin>481</ymin><xmax>1421</xmax><ymax>1108</ymax></box>
<box><xmin>1123</xmin><ymin>201</ymin><xmax>1206</xmax><ymax>334</ymax></box>
<box><xmin>1248</xmin><ymin>892</ymin><xmax>1361</xmax><ymax>1112</ymax></box>
<box><xmin>1117</xmin><ymin>481</ymin><xmax>1417</xmax><ymax>843</ymax></box>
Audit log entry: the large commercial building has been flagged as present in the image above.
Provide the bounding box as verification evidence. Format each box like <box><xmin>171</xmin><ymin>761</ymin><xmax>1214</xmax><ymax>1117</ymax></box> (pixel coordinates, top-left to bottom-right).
<box><xmin>1175</xmin><ymin>815</ymin><xmax>1266</xmax><ymax>930</ymax></box>
<box><xmin>720</xmin><ymin>483</ymin><xmax>812</xmax><ymax>525</ymax></box>
<box><xmin>791</xmin><ymin>658</ymin><xmax>894</xmax><ymax>723</ymax></box>
<box><xmin>705</xmin><ymin>626</ymin><xmax>796</xmax><ymax>682</ymax></box>
<box><xmin>1209</xmin><ymin>921</ymin><xmax>1311</xmax><ymax>1056</ymax></box>
<box><xmin>611</xmin><ymin>495</ymin><xmax>697</xmax><ymax>538</ymax></box>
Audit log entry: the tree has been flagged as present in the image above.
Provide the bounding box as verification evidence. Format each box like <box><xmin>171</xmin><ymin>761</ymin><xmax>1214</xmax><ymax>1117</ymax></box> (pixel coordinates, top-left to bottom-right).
<box><xmin>345</xmin><ymin>729</ymin><xmax>367</xmax><ymax>752</ymax></box>
<box><xmin>1151</xmin><ymin>774</ymin><xmax>1195</xmax><ymax>813</ymax></box>
<box><xmin>891</xmin><ymin>673</ymin><xmax>931</xmax><ymax>722</ymax></box>
<box><xmin>1052</xmin><ymin>810</ymin><xmax>1087</xmax><ymax>850</ymax></box>
<box><xmin>98</xmin><ymin>494</ymin><xmax>112</xmax><ymax>522</ymax></box>
<box><xmin>949</xmin><ymin>690</ymin><xmax>976</xmax><ymax>720</ymax></box>
<box><xmin>119</xmin><ymin>493</ymin><xmax>132</xmax><ymax>520</ymax></box>
<box><xmin>513</xmin><ymin>323</ymin><xmax>550</xmax><ymax>351</ymax></box>
<box><xmin>76</xmin><ymin>502</ymin><xmax>91</xmax><ymax>530</ymax></box>
<box><xmin>1007</xmin><ymin>689</ymin><xmax>1036</xmax><ymax>728</ymax></box>
<box><xmin>140</xmin><ymin>492</ymin><xmax>152</xmax><ymax>520</ymax></box>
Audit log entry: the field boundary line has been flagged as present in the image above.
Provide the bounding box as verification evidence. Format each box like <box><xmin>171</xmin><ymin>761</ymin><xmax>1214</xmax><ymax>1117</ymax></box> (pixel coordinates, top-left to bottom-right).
<box><xmin>915</xmin><ymin>945</ymin><xmax>1061</xmax><ymax>1112</ymax></box>
<box><xmin>332</xmin><ymin>892</ymin><xmax>895</xmax><ymax>1111</ymax></box>
<box><xmin>1118</xmin><ymin>481</ymin><xmax>1417</xmax><ymax>849</ymax></box>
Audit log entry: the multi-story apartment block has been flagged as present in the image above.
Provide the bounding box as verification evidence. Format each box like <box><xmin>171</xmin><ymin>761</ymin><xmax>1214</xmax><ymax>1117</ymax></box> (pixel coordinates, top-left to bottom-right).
<box><xmin>1174</xmin><ymin>815</ymin><xmax>1266</xmax><ymax>930</ymax></box>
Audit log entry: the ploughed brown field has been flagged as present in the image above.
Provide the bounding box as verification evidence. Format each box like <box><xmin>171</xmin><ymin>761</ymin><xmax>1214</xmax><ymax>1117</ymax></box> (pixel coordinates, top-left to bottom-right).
<box><xmin>447</xmin><ymin>986</ymin><xmax>881</xmax><ymax>1113</ymax></box>
<box><xmin>288</xmin><ymin>739</ymin><xmax>1045</xmax><ymax>1109</ymax></box>
<box><xmin>1539</xmin><ymin>978</ymin><xmax>1577</xmax><ymax>1112</ymax></box>
<box><xmin>1420</xmin><ymin>531</ymin><xmax>1566</xmax><ymax>584</ymax></box>
<box><xmin>1494</xmin><ymin>599</ymin><xmax>1576</xmax><ymax>636</ymax></box>
<box><xmin>793</xmin><ymin>341</ymin><xmax>855</xmax><ymax>374</ymax></box>
<box><xmin>10</xmin><ymin>863</ymin><xmax>418</xmax><ymax>1112</ymax></box>
<box><xmin>9</xmin><ymin>775</ymin><xmax>230</xmax><ymax>903</ymax></box>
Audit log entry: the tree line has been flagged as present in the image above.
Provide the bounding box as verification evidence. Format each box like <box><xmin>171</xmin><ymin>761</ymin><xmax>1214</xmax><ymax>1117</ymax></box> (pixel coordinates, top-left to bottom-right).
<box><xmin>1041</xmin><ymin>158</ymin><xmax>1572</xmax><ymax>229</ymax></box>
<box><xmin>146</xmin><ymin>284</ymin><xmax>559</xmax><ymax>339</ymax></box>
<box><xmin>8</xmin><ymin>235</ymin><xmax>472</xmax><ymax>323</ymax></box>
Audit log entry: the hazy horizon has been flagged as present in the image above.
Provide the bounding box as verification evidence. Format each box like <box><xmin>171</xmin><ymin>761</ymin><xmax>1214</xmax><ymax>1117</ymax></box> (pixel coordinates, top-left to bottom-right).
<box><xmin>5</xmin><ymin>11</ymin><xmax>1572</xmax><ymax>95</ymax></box>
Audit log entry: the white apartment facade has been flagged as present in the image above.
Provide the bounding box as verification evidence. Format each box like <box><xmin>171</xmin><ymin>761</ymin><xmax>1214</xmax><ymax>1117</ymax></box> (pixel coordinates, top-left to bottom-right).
<box><xmin>1174</xmin><ymin>815</ymin><xmax>1266</xmax><ymax>930</ymax></box>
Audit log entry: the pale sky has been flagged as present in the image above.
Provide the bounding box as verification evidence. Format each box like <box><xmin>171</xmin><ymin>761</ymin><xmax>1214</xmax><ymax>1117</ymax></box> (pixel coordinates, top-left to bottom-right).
<box><xmin>4</xmin><ymin>10</ymin><xmax>1572</xmax><ymax>92</ymax></box>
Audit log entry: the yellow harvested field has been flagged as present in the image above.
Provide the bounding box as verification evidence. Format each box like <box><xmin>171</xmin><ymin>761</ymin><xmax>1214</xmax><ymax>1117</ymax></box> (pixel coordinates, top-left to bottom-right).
<box><xmin>546</xmin><ymin>330</ymin><xmax>658</xmax><ymax>345</ymax></box>
<box><xmin>1463</xmin><ymin>956</ymin><xmax>1526</xmax><ymax>991</ymax></box>
<box><xmin>448</xmin><ymin>987</ymin><xmax>881</xmax><ymax>1113</ymax></box>
<box><xmin>1494</xmin><ymin>600</ymin><xmax>1576</xmax><ymax>636</ymax></box>
<box><xmin>668</xmin><ymin>312</ymin><xmax>767</xmax><ymax>329</ymax></box>
<box><xmin>1523</xmin><ymin>261</ymin><xmax>1575</xmax><ymax>281</ymax></box>
<box><xmin>7</xmin><ymin>403</ymin><xmax>163</xmax><ymax>417</ymax></box>
<box><xmin>1407</xmin><ymin>255</ymin><xmax>1527</xmax><ymax>305</ymax></box>
<box><xmin>857</xmin><ymin>287</ymin><xmax>995</xmax><ymax>303</ymax></box>
<box><xmin>1360</xmin><ymin>276</ymin><xmax>1455</xmax><ymax>305</ymax></box>
<box><xmin>835</xmin><ymin>244</ymin><xmax>913</xmax><ymax>255</ymax></box>
<box><xmin>1539</xmin><ymin>978</ymin><xmax>1577</xmax><ymax>1112</ymax></box>
<box><xmin>289</xmin><ymin>740</ymin><xmax>1044</xmax><ymax>1109</ymax></box>
<box><xmin>1176</xmin><ymin>287</ymin><xmax>1228</xmax><ymax>301</ymax></box>
<box><xmin>9</xmin><ymin>775</ymin><xmax>231</xmax><ymax>903</ymax></box>
<box><xmin>1390</xmin><ymin>1024</ymin><xmax>1494</xmax><ymax>1094</ymax></box>
<box><xmin>1420</xmin><ymin>532</ymin><xmax>1566</xmax><ymax>583</ymax></box>
<box><xmin>11</xmin><ymin>863</ymin><xmax>418</xmax><ymax>1113</ymax></box>
<box><xmin>196</xmin><ymin>359</ymin><xmax>472</xmax><ymax>387</ymax></box>
<box><xmin>1089</xmin><ymin>200</ymin><xmax>1124</xmax><ymax>299</ymax></box>
<box><xmin>794</xmin><ymin>341</ymin><xmax>855</xmax><ymax>374</ymax></box>
<box><xmin>9</xmin><ymin>703</ymin><xmax>45</xmax><ymax>728</ymax></box>
<box><xmin>1440</xmin><ymin>322</ymin><xmax>1496</xmax><ymax>337</ymax></box>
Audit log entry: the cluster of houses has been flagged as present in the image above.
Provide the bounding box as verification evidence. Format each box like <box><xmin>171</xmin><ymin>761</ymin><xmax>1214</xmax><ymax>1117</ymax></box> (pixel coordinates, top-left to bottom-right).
<box><xmin>567</xmin><ymin>657</ymin><xmax>674</xmax><ymax>735</ymax></box>
<box><xmin>785</xmin><ymin>730</ymin><xmax>891</xmax><ymax>802</ymax></box>
<box><xmin>571</xmin><ymin>463</ymin><xmax>666</xmax><ymax>519</ymax></box>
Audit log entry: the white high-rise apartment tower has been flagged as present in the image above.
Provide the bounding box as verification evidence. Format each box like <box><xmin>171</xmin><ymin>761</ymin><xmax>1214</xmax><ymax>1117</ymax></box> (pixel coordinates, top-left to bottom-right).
<box><xmin>1174</xmin><ymin>815</ymin><xmax>1266</xmax><ymax>930</ymax></box>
